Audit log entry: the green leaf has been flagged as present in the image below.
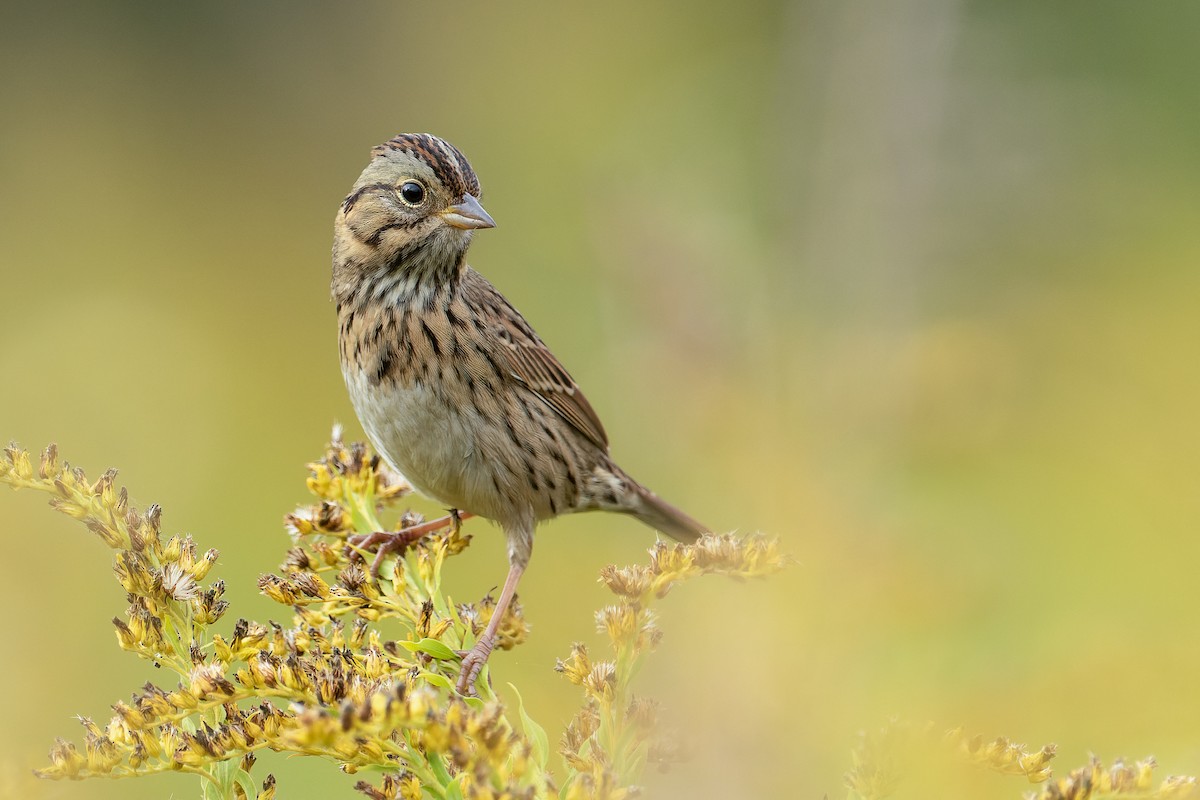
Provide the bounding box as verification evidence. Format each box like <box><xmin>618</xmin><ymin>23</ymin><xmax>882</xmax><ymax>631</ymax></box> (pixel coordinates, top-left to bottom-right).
<box><xmin>509</xmin><ymin>683</ymin><xmax>550</xmax><ymax>768</ymax></box>
<box><xmin>419</xmin><ymin>670</ymin><xmax>455</xmax><ymax>692</ymax></box>
<box><xmin>399</xmin><ymin>638</ymin><xmax>458</xmax><ymax>661</ymax></box>
<box><xmin>428</xmin><ymin>751</ymin><xmax>456</xmax><ymax>791</ymax></box>
<box><xmin>233</xmin><ymin>770</ymin><xmax>257</xmax><ymax>800</ymax></box>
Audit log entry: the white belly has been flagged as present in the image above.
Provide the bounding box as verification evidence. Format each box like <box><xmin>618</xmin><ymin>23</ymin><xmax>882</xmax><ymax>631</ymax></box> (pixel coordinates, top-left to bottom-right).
<box><xmin>348</xmin><ymin>367</ymin><xmax>516</xmax><ymax>522</ymax></box>
<box><xmin>344</xmin><ymin>369</ymin><xmax>479</xmax><ymax>511</ymax></box>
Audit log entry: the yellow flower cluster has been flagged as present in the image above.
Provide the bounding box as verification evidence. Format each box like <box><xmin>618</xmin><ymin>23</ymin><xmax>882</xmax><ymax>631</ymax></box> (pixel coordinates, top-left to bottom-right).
<box><xmin>843</xmin><ymin>720</ymin><xmax>917</xmax><ymax>800</ymax></box>
<box><xmin>1</xmin><ymin>443</ymin><xmax>221</xmax><ymax>669</ymax></box>
<box><xmin>302</xmin><ymin>425</ymin><xmax>410</xmax><ymax>507</ymax></box>
<box><xmin>275</xmin><ymin>432</ymin><xmax>527</xmax><ymax>666</ymax></box>
<box><xmin>597</xmin><ymin>533</ymin><xmax>788</xmax><ymax>605</ymax></box>
<box><xmin>843</xmin><ymin>721</ymin><xmax>1200</xmax><ymax>800</ymax></box>
<box><xmin>558</xmin><ymin>533</ymin><xmax>788</xmax><ymax>799</ymax></box>
<box><xmin>4</xmin><ymin>434</ymin><xmax>784</xmax><ymax>799</ymax></box>
<box><xmin>1029</xmin><ymin>756</ymin><xmax>1199</xmax><ymax>800</ymax></box>
<box><xmin>2</xmin><ymin>436</ymin><xmax>549</xmax><ymax>799</ymax></box>
<box><xmin>945</xmin><ymin>726</ymin><xmax>1057</xmax><ymax>782</ymax></box>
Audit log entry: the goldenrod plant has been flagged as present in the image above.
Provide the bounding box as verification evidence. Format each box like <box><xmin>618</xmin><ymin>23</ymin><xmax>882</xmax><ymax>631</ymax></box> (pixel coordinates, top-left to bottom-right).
<box><xmin>0</xmin><ymin>432</ymin><xmax>785</xmax><ymax>799</ymax></box>
<box><xmin>843</xmin><ymin>720</ymin><xmax>1199</xmax><ymax>800</ymax></box>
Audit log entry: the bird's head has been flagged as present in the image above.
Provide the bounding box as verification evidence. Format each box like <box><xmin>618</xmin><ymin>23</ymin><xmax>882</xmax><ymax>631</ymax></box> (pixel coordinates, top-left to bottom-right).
<box><xmin>333</xmin><ymin>133</ymin><xmax>494</xmax><ymax>284</ymax></box>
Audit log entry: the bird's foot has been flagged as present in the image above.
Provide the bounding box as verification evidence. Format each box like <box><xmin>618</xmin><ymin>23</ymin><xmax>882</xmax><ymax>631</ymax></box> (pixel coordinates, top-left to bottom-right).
<box><xmin>456</xmin><ymin>636</ymin><xmax>495</xmax><ymax>696</ymax></box>
<box><xmin>347</xmin><ymin>510</ymin><xmax>472</xmax><ymax>577</ymax></box>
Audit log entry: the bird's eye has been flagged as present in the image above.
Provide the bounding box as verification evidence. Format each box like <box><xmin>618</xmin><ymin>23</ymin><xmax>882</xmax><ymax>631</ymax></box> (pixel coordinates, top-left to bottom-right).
<box><xmin>398</xmin><ymin>181</ymin><xmax>426</xmax><ymax>206</ymax></box>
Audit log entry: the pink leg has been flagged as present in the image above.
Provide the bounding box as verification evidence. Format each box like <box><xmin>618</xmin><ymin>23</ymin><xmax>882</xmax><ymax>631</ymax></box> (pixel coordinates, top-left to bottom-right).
<box><xmin>457</xmin><ymin>559</ymin><xmax>526</xmax><ymax>695</ymax></box>
<box><xmin>348</xmin><ymin>511</ymin><xmax>474</xmax><ymax>576</ymax></box>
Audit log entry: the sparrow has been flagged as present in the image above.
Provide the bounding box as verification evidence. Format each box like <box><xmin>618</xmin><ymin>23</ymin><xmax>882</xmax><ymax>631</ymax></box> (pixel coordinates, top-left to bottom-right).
<box><xmin>331</xmin><ymin>133</ymin><xmax>709</xmax><ymax>693</ymax></box>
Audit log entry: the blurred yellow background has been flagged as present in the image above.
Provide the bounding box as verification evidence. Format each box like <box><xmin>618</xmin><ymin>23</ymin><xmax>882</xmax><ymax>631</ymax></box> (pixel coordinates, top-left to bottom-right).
<box><xmin>3</xmin><ymin>2</ymin><xmax>1199</xmax><ymax>798</ymax></box>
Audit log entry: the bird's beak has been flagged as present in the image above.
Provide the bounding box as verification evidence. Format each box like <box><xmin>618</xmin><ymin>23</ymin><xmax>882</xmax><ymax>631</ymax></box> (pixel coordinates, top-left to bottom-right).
<box><xmin>440</xmin><ymin>194</ymin><xmax>496</xmax><ymax>230</ymax></box>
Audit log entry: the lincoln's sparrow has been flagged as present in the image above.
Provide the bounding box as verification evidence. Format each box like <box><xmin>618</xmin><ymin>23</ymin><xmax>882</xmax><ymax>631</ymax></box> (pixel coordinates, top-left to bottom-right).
<box><xmin>332</xmin><ymin>133</ymin><xmax>709</xmax><ymax>693</ymax></box>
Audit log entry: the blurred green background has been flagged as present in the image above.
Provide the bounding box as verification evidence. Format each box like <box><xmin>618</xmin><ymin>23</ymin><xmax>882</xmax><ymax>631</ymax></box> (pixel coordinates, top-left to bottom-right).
<box><xmin>3</xmin><ymin>1</ymin><xmax>1199</xmax><ymax>798</ymax></box>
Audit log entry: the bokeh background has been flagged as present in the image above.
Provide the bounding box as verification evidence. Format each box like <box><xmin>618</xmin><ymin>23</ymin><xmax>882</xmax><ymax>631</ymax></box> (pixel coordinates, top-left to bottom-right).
<box><xmin>3</xmin><ymin>1</ymin><xmax>1199</xmax><ymax>798</ymax></box>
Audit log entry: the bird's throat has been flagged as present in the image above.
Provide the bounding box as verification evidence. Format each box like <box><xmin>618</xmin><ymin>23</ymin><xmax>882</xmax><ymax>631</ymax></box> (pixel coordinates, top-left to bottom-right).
<box><xmin>382</xmin><ymin>235</ymin><xmax>467</xmax><ymax>290</ymax></box>
<box><xmin>332</xmin><ymin>232</ymin><xmax>466</xmax><ymax>312</ymax></box>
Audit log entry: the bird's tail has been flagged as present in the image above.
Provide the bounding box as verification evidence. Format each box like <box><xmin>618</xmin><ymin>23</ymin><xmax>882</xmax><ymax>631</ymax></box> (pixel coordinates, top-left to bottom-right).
<box><xmin>631</xmin><ymin>486</ymin><xmax>709</xmax><ymax>544</ymax></box>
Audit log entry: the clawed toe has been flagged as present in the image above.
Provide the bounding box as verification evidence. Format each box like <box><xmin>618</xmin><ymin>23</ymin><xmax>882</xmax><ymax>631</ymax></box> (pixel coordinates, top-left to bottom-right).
<box><xmin>347</xmin><ymin>530</ymin><xmax>397</xmax><ymax>550</ymax></box>
<box><xmin>344</xmin><ymin>529</ymin><xmax>422</xmax><ymax>575</ymax></box>
<box><xmin>345</xmin><ymin>511</ymin><xmax>475</xmax><ymax>577</ymax></box>
<box><xmin>456</xmin><ymin>640</ymin><xmax>494</xmax><ymax>696</ymax></box>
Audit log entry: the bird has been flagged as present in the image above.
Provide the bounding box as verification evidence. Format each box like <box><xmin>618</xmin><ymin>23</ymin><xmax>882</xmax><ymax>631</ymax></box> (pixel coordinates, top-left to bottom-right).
<box><xmin>331</xmin><ymin>133</ymin><xmax>709</xmax><ymax>694</ymax></box>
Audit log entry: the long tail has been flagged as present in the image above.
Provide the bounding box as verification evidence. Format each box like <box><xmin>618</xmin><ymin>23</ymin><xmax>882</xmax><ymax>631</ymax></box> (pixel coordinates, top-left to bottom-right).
<box><xmin>631</xmin><ymin>486</ymin><xmax>709</xmax><ymax>544</ymax></box>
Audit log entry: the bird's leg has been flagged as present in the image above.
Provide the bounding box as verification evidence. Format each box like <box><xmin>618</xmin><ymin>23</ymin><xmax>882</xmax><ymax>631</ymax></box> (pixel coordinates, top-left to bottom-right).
<box><xmin>348</xmin><ymin>510</ymin><xmax>473</xmax><ymax>576</ymax></box>
<box><xmin>457</xmin><ymin>559</ymin><xmax>526</xmax><ymax>695</ymax></box>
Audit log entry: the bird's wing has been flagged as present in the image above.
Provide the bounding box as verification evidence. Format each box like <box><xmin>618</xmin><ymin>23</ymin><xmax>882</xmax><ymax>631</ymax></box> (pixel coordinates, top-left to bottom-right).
<box><xmin>464</xmin><ymin>269</ymin><xmax>610</xmax><ymax>451</ymax></box>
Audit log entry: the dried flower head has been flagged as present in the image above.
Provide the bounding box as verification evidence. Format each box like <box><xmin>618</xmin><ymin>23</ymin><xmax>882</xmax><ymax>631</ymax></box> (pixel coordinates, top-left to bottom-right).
<box><xmin>559</xmin><ymin>531</ymin><xmax>787</xmax><ymax>799</ymax></box>
<box><xmin>3</xmin><ymin>433</ymin><xmax>784</xmax><ymax>800</ymax></box>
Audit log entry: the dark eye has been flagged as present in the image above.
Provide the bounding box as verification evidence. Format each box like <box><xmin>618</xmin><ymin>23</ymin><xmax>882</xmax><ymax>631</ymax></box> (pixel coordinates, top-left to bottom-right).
<box><xmin>399</xmin><ymin>181</ymin><xmax>426</xmax><ymax>206</ymax></box>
